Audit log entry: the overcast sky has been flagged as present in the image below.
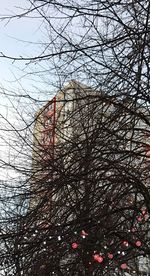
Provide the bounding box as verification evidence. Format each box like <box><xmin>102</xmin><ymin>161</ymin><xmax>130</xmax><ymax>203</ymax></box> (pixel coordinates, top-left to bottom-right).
<box><xmin>0</xmin><ymin>0</ymin><xmax>43</xmax><ymax>85</ymax></box>
<box><xmin>0</xmin><ymin>1</ymin><xmax>44</xmax><ymax>180</ymax></box>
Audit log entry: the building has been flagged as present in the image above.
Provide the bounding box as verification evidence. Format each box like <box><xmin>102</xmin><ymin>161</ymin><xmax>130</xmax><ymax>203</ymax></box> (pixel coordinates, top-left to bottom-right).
<box><xmin>29</xmin><ymin>80</ymin><xmax>149</xmax><ymax>275</ymax></box>
<box><xmin>30</xmin><ymin>80</ymin><xmax>96</xmax><ymax>209</ymax></box>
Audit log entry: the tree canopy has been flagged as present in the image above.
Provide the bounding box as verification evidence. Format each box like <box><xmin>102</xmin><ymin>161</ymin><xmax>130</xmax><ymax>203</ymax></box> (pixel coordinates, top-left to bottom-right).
<box><xmin>0</xmin><ymin>1</ymin><xmax>149</xmax><ymax>275</ymax></box>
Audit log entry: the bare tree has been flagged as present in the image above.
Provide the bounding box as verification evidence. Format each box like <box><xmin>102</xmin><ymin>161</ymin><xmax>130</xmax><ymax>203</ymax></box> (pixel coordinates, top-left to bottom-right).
<box><xmin>0</xmin><ymin>1</ymin><xmax>149</xmax><ymax>275</ymax></box>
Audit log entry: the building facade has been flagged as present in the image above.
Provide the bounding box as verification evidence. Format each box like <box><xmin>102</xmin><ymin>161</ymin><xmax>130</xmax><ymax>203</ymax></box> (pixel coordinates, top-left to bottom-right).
<box><xmin>29</xmin><ymin>80</ymin><xmax>150</xmax><ymax>276</ymax></box>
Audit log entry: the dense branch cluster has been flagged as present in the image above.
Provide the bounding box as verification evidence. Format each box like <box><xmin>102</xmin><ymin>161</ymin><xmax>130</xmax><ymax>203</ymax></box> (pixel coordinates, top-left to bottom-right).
<box><xmin>0</xmin><ymin>1</ymin><xmax>149</xmax><ymax>276</ymax></box>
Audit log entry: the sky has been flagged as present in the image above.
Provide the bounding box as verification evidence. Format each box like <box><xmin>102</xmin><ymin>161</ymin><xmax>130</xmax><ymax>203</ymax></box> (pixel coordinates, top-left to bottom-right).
<box><xmin>0</xmin><ymin>0</ymin><xmax>43</xmax><ymax>85</ymax></box>
<box><xmin>0</xmin><ymin>1</ymin><xmax>44</xmax><ymax>180</ymax></box>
